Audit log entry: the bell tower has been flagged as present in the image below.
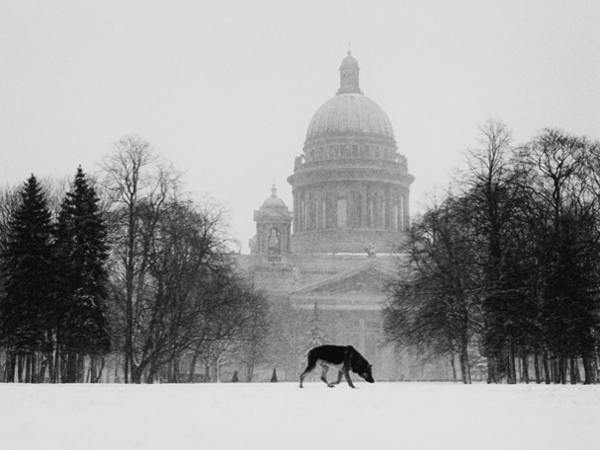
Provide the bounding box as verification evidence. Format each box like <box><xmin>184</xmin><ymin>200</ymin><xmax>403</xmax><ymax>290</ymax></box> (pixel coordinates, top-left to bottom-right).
<box><xmin>252</xmin><ymin>185</ymin><xmax>292</xmax><ymax>263</ymax></box>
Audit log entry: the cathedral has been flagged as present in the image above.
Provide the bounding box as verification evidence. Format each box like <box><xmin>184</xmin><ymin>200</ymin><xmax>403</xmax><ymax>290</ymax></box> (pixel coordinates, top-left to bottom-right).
<box><xmin>239</xmin><ymin>52</ymin><xmax>450</xmax><ymax>382</ymax></box>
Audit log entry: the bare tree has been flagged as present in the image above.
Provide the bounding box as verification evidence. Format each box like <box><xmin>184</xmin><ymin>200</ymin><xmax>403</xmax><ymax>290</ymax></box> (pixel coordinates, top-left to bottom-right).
<box><xmin>132</xmin><ymin>200</ymin><xmax>229</xmax><ymax>383</ymax></box>
<box><xmin>460</xmin><ymin>120</ymin><xmax>536</xmax><ymax>383</ymax></box>
<box><xmin>518</xmin><ymin>129</ymin><xmax>600</xmax><ymax>384</ymax></box>
<box><xmin>100</xmin><ymin>135</ymin><xmax>180</xmax><ymax>383</ymax></box>
<box><xmin>384</xmin><ymin>195</ymin><xmax>482</xmax><ymax>384</ymax></box>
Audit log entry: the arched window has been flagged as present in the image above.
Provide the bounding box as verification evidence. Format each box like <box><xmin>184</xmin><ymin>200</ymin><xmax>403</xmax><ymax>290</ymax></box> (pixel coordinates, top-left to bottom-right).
<box><xmin>349</xmin><ymin>191</ymin><xmax>362</xmax><ymax>228</ymax></box>
<box><xmin>325</xmin><ymin>193</ymin><xmax>335</xmax><ymax>228</ymax></box>
<box><xmin>267</xmin><ymin>228</ymin><xmax>281</xmax><ymax>255</ymax></box>
<box><xmin>370</xmin><ymin>192</ymin><xmax>383</xmax><ymax>228</ymax></box>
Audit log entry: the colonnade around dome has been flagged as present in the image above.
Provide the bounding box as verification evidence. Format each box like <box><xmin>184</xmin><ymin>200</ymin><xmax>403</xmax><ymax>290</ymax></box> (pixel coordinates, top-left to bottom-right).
<box><xmin>298</xmin><ymin>141</ymin><xmax>408</xmax><ymax>167</ymax></box>
<box><xmin>293</xmin><ymin>183</ymin><xmax>409</xmax><ymax>231</ymax></box>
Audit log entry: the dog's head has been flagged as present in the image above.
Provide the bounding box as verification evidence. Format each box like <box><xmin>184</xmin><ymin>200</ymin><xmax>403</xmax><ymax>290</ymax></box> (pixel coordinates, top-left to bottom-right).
<box><xmin>350</xmin><ymin>348</ymin><xmax>375</xmax><ymax>383</ymax></box>
<box><xmin>359</xmin><ymin>364</ymin><xmax>375</xmax><ymax>383</ymax></box>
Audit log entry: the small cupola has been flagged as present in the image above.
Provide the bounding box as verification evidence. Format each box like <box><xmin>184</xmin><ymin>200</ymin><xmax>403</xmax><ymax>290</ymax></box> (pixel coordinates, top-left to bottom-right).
<box><xmin>337</xmin><ymin>50</ymin><xmax>361</xmax><ymax>95</ymax></box>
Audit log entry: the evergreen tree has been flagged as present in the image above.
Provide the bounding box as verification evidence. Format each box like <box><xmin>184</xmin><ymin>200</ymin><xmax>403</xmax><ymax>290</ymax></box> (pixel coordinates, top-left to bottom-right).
<box><xmin>306</xmin><ymin>302</ymin><xmax>327</xmax><ymax>349</ymax></box>
<box><xmin>55</xmin><ymin>167</ymin><xmax>110</xmax><ymax>382</ymax></box>
<box><xmin>0</xmin><ymin>175</ymin><xmax>55</xmax><ymax>382</ymax></box>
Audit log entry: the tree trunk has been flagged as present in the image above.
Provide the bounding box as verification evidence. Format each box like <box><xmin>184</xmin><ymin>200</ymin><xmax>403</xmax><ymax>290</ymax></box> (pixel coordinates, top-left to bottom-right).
<box><xmin>88</xmin><ymin>358</ymin><xmax>95</xmax><ymax>383</ymax></box>
<box><xmin>5</xmin><ymin>352</ymin><xmax>16</xmax><ymax>382</ymax></box>
<box><xmin>25</xmin><ymin>353</ymin><xmax>33</xmax><ymax>383</ymax></box>
<box><xmin>131</xmin><ymin>362</ymin><xmax>146</xmax><ymax>384</ymax></box>
<box><xmin>53</xmin><ymin>342</ymin><xmax>61</xmax><ymax>383</ymax></box>
<box><xmin>172</xmin><ymin>359</ymin><xmax>181</xmax><ymax>383</ymax></box>
<box><xmin>506</xmin><ymin>346</ymin><xmax>517</xmax><ymax>384</ymax></box>
<box><xmin>459</xmin><ymin>346</ymin><xmax>471</xmax><ymax>384</ymax></box>
<box><xmin>486</xmin><ymin>355</ymin><xmax>498</xmax><ymax>384</ymax></box>
<box><xmin>534</xmin><ymin>353</ymin><xmax>541</xmax><ymax>384</ymax></box>
<box><xmin>582</xmin><ymin>353</ymin><xmax>595</xmax><ymax>385</ymax></box>
<box><xmin>87</xmin><ymin>357</ymin><xmax>104</xmax><ymax>383</ymax></box>
<box><xmin>64</xmin><ymin>351</ymin><xmax>78</xmax><ymax>383</ymax></box>
<box><xmin>47</xmin><ymin>349</ymin><xmax>55</xmax><ymax>383</ymax></box>
<box><xmin>558</xmin><ymin>357</ymin><xmax>567</xmax><ymax>384</ymax></box>
<box><xmin>450</xmin><ymin>355</ymin><xmax>457</xmax><ymax>382</ymax></box>
<box><xmin>17</xmin><ymin>354</ymin><xmax>25</xmax><ymax>382</ymax></box>
<box><xmin>38</xmin><ymin>353</ymin><xmax>48</xmax><ymax>383</ymax></box>
<box><xmin>542</xmin><ymin>352</ymin><xmax>551</xmax><ymax>384</ymax></box>
<box><xmin>569</xmin><ymin>357</ymin><xmax>580</xmax><ymax>384</ymax></box>
<box><xmin>521</xmin><ymin>355</ymin><xmax>529</xmax><ymax>383</ymax></box>
<box><xmin>146</xmin><ymin>366</ymin><xmax>155</xmax><ymax>384</ymax></box>
<box><xmin>551</xmin><ymin>357</ymin><xmax>558</xmax><ymax>383</ymax></box>
<box><xmin>246</xmin><ymin>360</ymin><xmax>255</xmax><ymax>383</ymax></box>
<box><xmin>188</xmin><ymin>351</ymin><xmax>200</xmax><ymax>383</ymax></box>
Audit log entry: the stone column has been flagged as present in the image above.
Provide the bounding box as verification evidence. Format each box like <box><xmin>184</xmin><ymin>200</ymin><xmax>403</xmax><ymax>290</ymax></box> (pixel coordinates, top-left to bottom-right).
<box><xmin>293</xmin><ymin>191</ymin><xmax>299</xmax><ymax>232</ymax></box>
<box><xmin>403</xmin><ymin>191</ymin><xmax>410</xmax><ymax>227</ymax></box>
<box><xmin>362</xmin><ymin>183</ymin><xmax>368</xmax><ymax>228</ymax></box>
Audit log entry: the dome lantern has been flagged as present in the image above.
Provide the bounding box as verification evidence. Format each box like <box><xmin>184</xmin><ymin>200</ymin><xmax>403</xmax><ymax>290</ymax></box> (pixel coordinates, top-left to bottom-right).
<box><xmin>337</xmin><ymin>50</ymin><xmax>361</xmax><ymax>95</ymax></box>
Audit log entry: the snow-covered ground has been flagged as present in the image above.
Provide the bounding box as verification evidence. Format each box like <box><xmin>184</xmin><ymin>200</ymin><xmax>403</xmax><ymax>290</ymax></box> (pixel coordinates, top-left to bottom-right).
<box><xmin>1</xmin><ymin>381</ymin><xmax>599</xmax><ymax>450</ymax></box>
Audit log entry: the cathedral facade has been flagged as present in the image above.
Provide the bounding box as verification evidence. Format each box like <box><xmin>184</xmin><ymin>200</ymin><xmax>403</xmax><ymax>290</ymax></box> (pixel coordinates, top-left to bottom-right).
<box><xmin>240</xmin><ymin>53</ymin><xmax>450</xmax><ymax>382</ymax></box>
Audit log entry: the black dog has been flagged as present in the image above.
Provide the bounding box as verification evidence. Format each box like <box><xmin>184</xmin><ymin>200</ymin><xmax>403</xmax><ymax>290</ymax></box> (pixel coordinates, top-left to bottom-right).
<box><xmin>299</xmin><ymin>344</ymin><xmax>374</xmax><ymax>388</ymax></box>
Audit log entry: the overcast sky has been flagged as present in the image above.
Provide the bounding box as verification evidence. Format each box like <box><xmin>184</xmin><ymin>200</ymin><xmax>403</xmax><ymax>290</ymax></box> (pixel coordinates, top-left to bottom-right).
<box><xmin>1</xmin><ymin>0</ymin><xmax>599</xmax><ymax>252</ymax></box>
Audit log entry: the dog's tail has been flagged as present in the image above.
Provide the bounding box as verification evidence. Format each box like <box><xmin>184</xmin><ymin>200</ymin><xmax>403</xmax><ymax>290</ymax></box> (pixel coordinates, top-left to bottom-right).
<box><xmin>305</xmin><ymin>348</ymin><xmax>320</xmax><ymax>371</ymax></box>
<box><xmin>299</xmin><ymin>348</ymin><xmax>319</xmax><ymax>387</ymax></box>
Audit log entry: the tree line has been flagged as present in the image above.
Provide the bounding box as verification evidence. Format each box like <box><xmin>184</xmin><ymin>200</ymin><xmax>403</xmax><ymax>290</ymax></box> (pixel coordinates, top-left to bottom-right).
<box><xmin>0</xmin><ymin>136</ymin><xmax>269</xmax><ymax>383</ymax></box>
<box><xmin>384</xmin><ymin>121</ymin><xmax>600</xmax><ymax>384</ymax></box>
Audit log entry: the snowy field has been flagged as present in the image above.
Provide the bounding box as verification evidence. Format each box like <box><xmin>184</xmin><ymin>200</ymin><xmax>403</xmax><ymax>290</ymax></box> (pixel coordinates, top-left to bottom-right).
<box><xmin>1</xmin><ymin>382</ymin><xmax>599</xmax><ymax>450</ymax></box>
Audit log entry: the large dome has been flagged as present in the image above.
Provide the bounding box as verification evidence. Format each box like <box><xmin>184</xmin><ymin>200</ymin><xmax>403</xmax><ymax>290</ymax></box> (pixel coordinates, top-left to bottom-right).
<box><xmin>306</xmin><ymin>93</ymin><xmax>395</xmax><ymax>140</ymax></box>
<box><xmin>288</xmin><ymin>51</ymin><xmax>413</xmax><ymax>254</ymax></box>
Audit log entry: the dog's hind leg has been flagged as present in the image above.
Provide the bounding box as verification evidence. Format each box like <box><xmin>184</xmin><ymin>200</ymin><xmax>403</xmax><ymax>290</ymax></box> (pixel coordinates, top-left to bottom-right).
<box><xmin>327</xmin><ymin>370</ymin><xmax>343</xmax><ymax>387</ymax></box>
<box><xmin>299</xmin><ymin>353</ymin><xmax>318</xmax><ymax>388</ymax></box>
<box><xmin>299</xmin><ymin>369</ymin><xmax>309</xmax><ymax>388</ymax></box>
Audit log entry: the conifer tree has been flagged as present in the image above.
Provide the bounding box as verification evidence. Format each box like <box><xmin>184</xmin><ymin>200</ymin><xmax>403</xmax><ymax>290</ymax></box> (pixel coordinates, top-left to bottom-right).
<box><xmin>55</xmin><ymin>167</ymin><xmax>111</xmax><ymax>382</ymax></box>
<box><xmin>0</xmin><ymin>175</ymin><xmax>55</xmax><ymax>382</ymax></box>
<box><xmin>306</xmin><ymin>302</ymin><xmax>327</xmax><ymax>349</ymax></box>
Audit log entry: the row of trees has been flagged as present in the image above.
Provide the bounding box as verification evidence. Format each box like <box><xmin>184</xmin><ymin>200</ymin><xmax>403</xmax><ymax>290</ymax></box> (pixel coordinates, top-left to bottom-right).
<box><xmin>0</xmin><ymin>136</ymin><xmax>270</xmax><ymax>383</ymax></box>
<box><xmin>0</xmin><ymin>169</ymin><xmax>110</xmax><ymax>382</ymax></box>
<box><xmin>384</xmin><ymin>122</ymin><xmax>600</xmax><ymax>384</ymax></box>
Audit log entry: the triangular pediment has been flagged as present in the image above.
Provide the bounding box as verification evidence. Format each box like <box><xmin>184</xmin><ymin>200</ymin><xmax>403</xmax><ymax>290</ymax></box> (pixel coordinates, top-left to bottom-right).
<box><xmin>290</xmin><ymin>260</ymin><xmax>395</xmax><ymax>295</ymax></box>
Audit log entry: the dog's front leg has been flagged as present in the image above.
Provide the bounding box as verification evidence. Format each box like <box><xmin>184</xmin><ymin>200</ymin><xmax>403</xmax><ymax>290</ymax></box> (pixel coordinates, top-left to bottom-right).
<box><xmin>343</xmin><ymin>368</ymin><xmax>356</xmax><ymax>388</ymax></box>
